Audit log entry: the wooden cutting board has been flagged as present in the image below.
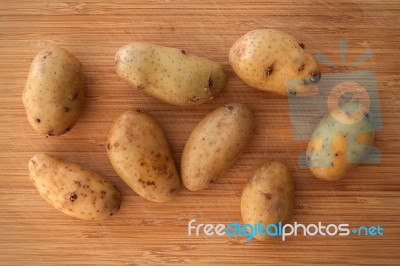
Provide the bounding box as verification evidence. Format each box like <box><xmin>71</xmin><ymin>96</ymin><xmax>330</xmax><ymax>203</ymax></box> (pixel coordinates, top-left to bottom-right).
<box><xmin>1</xmin><ymin>1</ymin><xmax>400</xmax><ymax>265</ymax></box>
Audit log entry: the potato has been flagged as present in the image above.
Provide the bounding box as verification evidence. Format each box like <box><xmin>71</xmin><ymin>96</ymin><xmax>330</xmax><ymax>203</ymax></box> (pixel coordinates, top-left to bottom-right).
<box><xmin>306</xmin><ymin>102</ymin><xmax>375</xmax><ymax>181</ymax></box>
<box><xmin>181</xmin><ymin>103</ymin><xmax>255</xmax><ymax>191</ymax></box>
<box><xmin>107</xmin><ymin>109</ymin><xmax>180</xmax><ymax>202</ymax></box>
<box><xmin>28</xmin><ymin>153</ymin><xmax>122</xmax><ymax>220</ymax></box>
<box><xmin>241</xmin><ymin>162</ymin><xmax>294</xmax><ymax>241</ymax></box>
<box><xmin>115</xmin><ymin>42</ymin><xmax>228</xmax><ymax>106</ymax></box>
<box><xmin>22</xmin><ymin>47</ymin><xmax>85</xmax><ymax>136</ymax></box>
<box><xmin>229</xmin><ymin>29</ymin><xmax>320</xmax><ymax>95</ymax></box>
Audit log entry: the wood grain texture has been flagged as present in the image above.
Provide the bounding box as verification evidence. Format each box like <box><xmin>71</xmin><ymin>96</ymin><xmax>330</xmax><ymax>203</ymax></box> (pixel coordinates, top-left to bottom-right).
<box><xmin>1</xmin><ymin>0</ymin><xmax>400</xmax><ymax>265</ymax></box>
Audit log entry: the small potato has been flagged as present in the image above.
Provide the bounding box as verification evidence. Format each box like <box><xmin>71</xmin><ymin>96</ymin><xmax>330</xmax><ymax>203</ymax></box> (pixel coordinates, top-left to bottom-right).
<box><xmin>115</xmin><ymin>43</ymin><xmax>228</xmax><ymax>106</ymax></box>
<box><xmin>22</xmin><ymin>47</ymin><xmax>85</xmax><ymax>136</ymax></box>
<box><xmin>229</xmin><ymin>29</ymin><xmax>320</xmax><ymax>95</ymax></box>
<box><xmin>241</xmin><ymin>162</ymin><xmax>294</xmax><ymax>241</ymax></box>
<box><xmin>181</xmin><ymin>103</ymin><xmax>255</xmax><ymax>191</ymax></box>
<box><xmin>107</xmin><ymin>109</ymin><xmax>180</xmax><ymax>202</ymax></box>
<box><xmin>306</xmin><ymin>102</ymin><xmax>376</xmax><ymax>181</ymax></box>
<box><xmin>29</xmin><ymin>153</ymin><xmax>122</xmax><ymax>220</ymax></box>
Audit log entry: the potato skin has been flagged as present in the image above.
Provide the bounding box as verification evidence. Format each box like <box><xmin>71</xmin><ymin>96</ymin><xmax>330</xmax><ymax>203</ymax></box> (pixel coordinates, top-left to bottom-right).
<box><xmin>107</xmin><ymin>109</ymin><xmax>180</xmax><ymax>202</ymax></box>
<box><xmin>22</xmin><ymin>47</ymin><xmax>85</xmax><ymax>136</ymax></box>
<box><xmin>181</xmin><ymin>103</ymin><xmax>255</xmax><ymax>191</ymax></box>
<box><xmin>115</xmin><ymin>43</ymin><xmax>228</xmax><ymax>106</ymax></box>
<box><xmin>229</xmin><ymin>29</ymin><xmax>320</xmax><ymax>95</ymax></box>
<box><xmin>306</xmin><ymin>102</ymin><xmax>375</xmax><ymax>181</ymax></box>
<box><xmin>241</xmin><ymin>162</ymin><xmax>294</xmax><ymax>241</ymax></box>
<box><xmin>29</xmin><ymin>153</ymin><xmax>122</xmax><ymax>220</ymax></box>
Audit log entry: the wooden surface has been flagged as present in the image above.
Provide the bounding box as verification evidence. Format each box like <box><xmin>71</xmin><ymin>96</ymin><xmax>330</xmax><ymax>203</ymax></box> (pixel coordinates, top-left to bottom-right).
<box><xmin>1</xmin><ymin>1</ymin><xmax>400</xmax><ymax>265</ymax></box>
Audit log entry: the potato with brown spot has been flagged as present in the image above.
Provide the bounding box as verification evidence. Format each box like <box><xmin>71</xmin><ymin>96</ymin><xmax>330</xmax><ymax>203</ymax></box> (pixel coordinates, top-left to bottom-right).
<box><xmin>229</xmin><ymin>29</ymin><xmax>320</xmax><ymax>95</ymax></box>
<box><xmin>28</xmin><ymin>153</ymin><xmax>122</xmax><ymax>220</ymax></box>
<box><xmin>22</xmin><ymin>47</ymin><xmax>85</xmax><ymax>136</ymax></box>
<box><xmin>115</xmin><ymin>42</ymin><xmax>228</xmax><ymax>106</ymax></box>
<box><xmin>306</xmin><ymin>102</ymin><xmax>376</xmax><ymax>181</ymax></box>
<box><xmin>181</xmin><ymin>103</ymin><xmax>255</xmax><ymax>191</ymax></box>
<box><xmin>241</xmin><ymin>162</ymin><xmax>294</xmax><ymax>240</ymax></box>
<box><xmin>107</xmin><ymin>109</ymin><xmax>180</xmax><ymax>202</ymax></box>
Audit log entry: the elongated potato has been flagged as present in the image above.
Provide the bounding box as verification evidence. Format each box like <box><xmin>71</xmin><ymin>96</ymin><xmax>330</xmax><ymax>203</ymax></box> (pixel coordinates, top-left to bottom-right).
<box><xmin>107</xmin><ymin>109</ymin><xmax>180</xmax><ymax>202</ymax></box>
<box><xmin>241</xmin><ymin>162</ymin><xmax>294</xmax><ymax>241</ymax></box>
<box><xmin>181</xmin><ymin>103</ymin><xmax>255</xmax><ymax>191</ymax></box>
<box><xmin>22</xmin><ymin>47</ymin><xmax>85</xmax><ymax>136</ymax></box>
<box><xmin>115</xmin><ymin>43</ymin><xmax>228</xmax><ymax>106</ymax></box>
<box><xmin>229</xmin><ymin>29</ymin><xmax>320</xmax><ymax>95</ymax></box>
<box><xmin>29</xmin><ymin>153</ymin><xmax>122</xmax><ymax>220</ymax></box>
<box><xmin>306</xmin><ymin>102</ymin><xmax>375</xmax><ymax>181</ymax></box>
